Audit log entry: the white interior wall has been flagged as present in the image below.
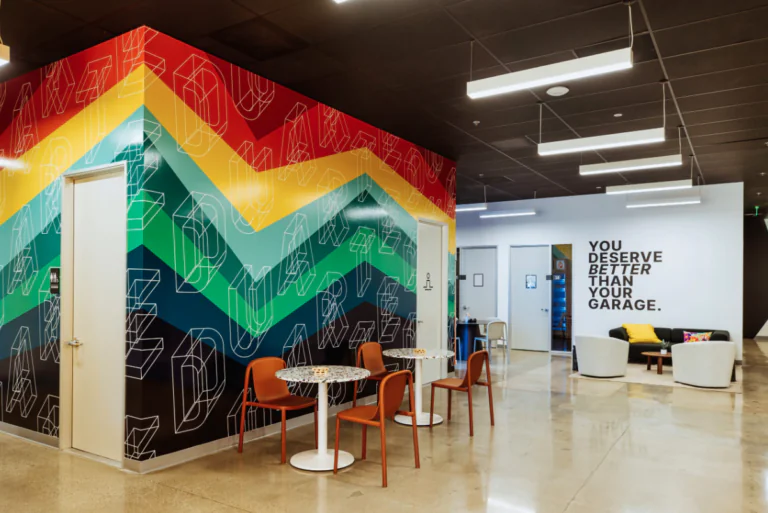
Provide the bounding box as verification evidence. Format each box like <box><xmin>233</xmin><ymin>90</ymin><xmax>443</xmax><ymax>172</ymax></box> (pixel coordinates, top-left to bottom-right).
<box><xmin>456</xmin><ymin>183</ymin><xmax>745</xmax><ymax>359</ymax></box>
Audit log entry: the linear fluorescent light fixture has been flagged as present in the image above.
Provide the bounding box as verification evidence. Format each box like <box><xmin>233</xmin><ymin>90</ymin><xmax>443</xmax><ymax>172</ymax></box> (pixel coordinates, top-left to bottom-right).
<box><xmin>467</xmin><ymin>48</ymin><xmax>632</xmax><ymax>100</ymax></box>
<box><xmin>626</xmin><ymin>198</ymin><xmax>701</xmax><ymax>209</ymax></box>
<box><xmin>539</xmin><ymin>127</ymin><xmax>665</xmax><ymax>156</ymax></box>
<box><xmin>579</xmin><ymin>154</ymin><xmax>682</xmax><ymax>176</ymax></box>
<box><xmin>479</xmin><ymin>210</ymin><xmax>536</xmax><ymax>219</ymax></box>
<box><xmin>0</xmin><ymin>44</ymin><xmax>9</xmax><ymax>66</ymax></box>
<box><xmin>606</xmin><ymin>179</ymin><xmax>692</xmax><ymax>195</ymax></box>
<box><xmin>455</xmin><ymin>204</ymin><xmax>488</xmax><ymax>212</ymax></box>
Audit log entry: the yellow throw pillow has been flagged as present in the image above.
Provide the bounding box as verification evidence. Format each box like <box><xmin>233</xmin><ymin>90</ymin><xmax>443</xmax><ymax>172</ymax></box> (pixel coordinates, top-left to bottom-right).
<box><xmin>622</xmin><ymin>324</ymin><xmax>661</xmax><ymax>343</ymax></box>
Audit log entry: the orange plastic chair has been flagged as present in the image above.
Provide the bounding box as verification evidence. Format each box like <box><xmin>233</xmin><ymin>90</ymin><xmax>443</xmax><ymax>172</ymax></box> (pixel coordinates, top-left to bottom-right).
<box><xmin>334</xmin><ymin>370</ymin><xmax>420</xmax><ymax>487</ymax></box>
<box><xmin>237</xmin><ymin>357</ymin><xmax>318</xmax><ymax>463</ymax></box>
<box><xmin>429</xmin><ymin>350</ymin><xmax>494</xmax><ymax>436</ymax></box>
<box><xmin>352</xmin><ymin>342</ymin><xmax>391</xmax><ymax>407</ymax></box>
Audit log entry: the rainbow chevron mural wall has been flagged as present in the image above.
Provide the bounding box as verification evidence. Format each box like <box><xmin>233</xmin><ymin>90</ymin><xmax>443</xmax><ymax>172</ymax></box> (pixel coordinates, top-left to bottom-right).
<box><xmin>0</xmin><ymin>27</ymin><xmax>456</xmax><ymax>460</ymax></box>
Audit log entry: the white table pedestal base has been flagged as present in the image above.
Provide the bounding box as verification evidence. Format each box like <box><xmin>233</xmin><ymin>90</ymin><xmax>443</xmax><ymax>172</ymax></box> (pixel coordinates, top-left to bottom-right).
<box><xmin>287</xmin><ymin>381</ymin><xmax>356</xmax><ymax>472</ymax></box>
<box><xmin>394</xmin><ymin>412</ymin><xmax>443</xmax><ymax>427</ymax></box>
<box><xmin>290</xmin><ymin>449</ymin><xmax>355</xmax><ymax>472</ymax></box>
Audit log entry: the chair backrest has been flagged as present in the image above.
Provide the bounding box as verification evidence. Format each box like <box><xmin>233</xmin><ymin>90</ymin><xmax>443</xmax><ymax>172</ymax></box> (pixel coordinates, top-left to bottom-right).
<box><xmin>248</xmin><ymin>357</ymin><xmax>290</xmax><ymax>403</ymax></box>
<box><xmin>378</xmin><ymin>370</ymin><xmax>411</xmax><ymax>420</ymax></box>
<box><xmin>357</xmin><ymin>342</ymin><xmax>387</xmax><ymax>375</ymax></box>
<box><xmin>487</xmin><ymin>321</ymin><xmax>506</xmax><ymax>341</ymax></box>
<box><xmin>461</xmin><ymin>350</ymin><xmax>489</xmax><ymax>388</ymax></box>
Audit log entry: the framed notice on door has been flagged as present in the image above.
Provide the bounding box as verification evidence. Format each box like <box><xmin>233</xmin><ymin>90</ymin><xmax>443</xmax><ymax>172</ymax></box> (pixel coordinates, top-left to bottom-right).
<box><xmin>525</xmin><ymin>274</ymin><xmax>537</xmax><ymax>289</ymax></box>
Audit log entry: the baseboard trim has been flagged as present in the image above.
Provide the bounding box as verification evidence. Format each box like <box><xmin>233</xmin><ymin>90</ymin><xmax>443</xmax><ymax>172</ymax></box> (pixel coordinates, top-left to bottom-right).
<box><xmin>129</xmin><ymin>394</ymin><xmax>378</xmax><ymax>474</ymax></box>
<box><xmin>0</xmin><ymin>421</ymin><xmax>58</xmax><ymax>448</ymax></box>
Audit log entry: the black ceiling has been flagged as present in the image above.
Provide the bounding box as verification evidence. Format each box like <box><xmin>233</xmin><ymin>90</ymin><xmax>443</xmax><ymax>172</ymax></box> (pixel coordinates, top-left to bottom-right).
<box><xmin>3</xmin><ymin>0</ymin><xmax>768</xmax><ymax>211</ymax></box>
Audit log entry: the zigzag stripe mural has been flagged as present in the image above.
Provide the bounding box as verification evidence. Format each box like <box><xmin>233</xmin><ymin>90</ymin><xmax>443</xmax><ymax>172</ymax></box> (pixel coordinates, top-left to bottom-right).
<box><xmin>0</xmin><ymin>27</ymin><xmax>456</xmax><ymax>460</ymax></box>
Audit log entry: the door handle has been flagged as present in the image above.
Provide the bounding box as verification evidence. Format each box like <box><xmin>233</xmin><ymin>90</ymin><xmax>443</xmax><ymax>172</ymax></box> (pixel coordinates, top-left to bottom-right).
<box><xmin>541</xmin><ymin>309</ymin><xmax>549</xmax><ymax>313</ymax></box>
<box><xmin>417</xmin><ymin>320</ymin><xmax>424</xmax><ymax>324</ymax></box>
<box><xmin>67</xmin><ymin>338</ymin><xmax>83</xmax><ymax>347</ymax></box>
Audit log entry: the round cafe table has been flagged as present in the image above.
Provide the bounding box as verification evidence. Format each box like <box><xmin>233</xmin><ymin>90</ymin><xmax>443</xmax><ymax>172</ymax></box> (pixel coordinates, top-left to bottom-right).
<box><xmin>276</xmin><ymin>365</ymin><xmax>370</xmax><ymax>472</ymax></box>
<box><xmin>382</xmin><ymin>348</ymin><xmax>455</xmax><ymax>427</ymax></box>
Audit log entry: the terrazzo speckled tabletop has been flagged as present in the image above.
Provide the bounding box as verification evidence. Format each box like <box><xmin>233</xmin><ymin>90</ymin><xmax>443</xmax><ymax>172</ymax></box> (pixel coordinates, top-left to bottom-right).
<box><xmin>383</xmin><ymin>348</ymin><xmax>455</xmax><ymax>360</ymax></box>
<box><xmin>275</xmin><ymin>365</ymin><xmax>370</xmax><ymax>384</ymax></box>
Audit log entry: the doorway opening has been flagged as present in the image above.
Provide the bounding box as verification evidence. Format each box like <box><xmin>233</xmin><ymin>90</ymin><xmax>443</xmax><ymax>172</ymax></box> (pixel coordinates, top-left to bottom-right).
<box><xmin>551</xmin><ymin>244</ymin><xmax>573</xmax><ymax>353</ymax></box>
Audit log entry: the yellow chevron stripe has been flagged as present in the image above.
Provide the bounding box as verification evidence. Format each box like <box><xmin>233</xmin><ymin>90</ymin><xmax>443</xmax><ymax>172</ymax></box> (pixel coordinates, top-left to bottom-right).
<box><xmin>144</xmin><ymin>69</ymin><xmax>456</xmax><ymax>251</ymax></box>
<box><xmin>0</xmin><ymin>65</ymin><xmax>146</xmax><ymax>227</ymax></box>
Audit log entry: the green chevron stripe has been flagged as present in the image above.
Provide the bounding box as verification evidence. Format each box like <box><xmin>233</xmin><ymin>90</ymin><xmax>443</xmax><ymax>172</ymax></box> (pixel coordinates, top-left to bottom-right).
<box><xmin>140</xmin><ymin>205</ymin><xmax>415</xmax><ymax>337</ymax></box>
<box><xmin>0</xmin><ymin>255</ymin><xmax>59</xmax><ymax>327</ymax></box>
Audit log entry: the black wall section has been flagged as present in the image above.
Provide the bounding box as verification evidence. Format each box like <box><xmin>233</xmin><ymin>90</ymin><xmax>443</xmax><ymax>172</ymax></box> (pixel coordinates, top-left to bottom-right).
<box><xmin>744</xmin><ymin>217</ymin><xmax>768</xmax><ymax>338</ymax></box>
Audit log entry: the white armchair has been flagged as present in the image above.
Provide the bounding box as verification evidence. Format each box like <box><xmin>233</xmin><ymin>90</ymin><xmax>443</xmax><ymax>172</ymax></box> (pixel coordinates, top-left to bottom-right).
<box><xmin>672</xmin><ymin>341</ymin><xmax>735</xmax><ymax>388</ymax></box>
<box><xmin>576</xmin><ymin>336</ymin><xmax>629</xmax><ymax>378</ymax></box>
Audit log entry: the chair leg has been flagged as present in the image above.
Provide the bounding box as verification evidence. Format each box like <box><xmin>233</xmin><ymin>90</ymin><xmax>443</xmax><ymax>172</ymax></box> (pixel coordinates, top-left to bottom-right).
<box><xmin>411</xmin><ymin>416</ymin><xmax>420</xmax><ymax>469</ymax></box>
<box><xmin>314</xmin><ymin>405</ymin><xmax>318</xmax><ymax>449</ymax></box>
<box><xmin>280</xmin><ymin>409</ymin><xmax>287</xmax><ymax>464</ymax></box>
<box><xmin>352</xmin><ymin>380</ymin><xmax>358</xmax><ymax>408</ymax></box>
<box><xmin>429</xmin><ymin>385</ymin><xmax>435</xmax><ymax>429</ymax></box>
<box><xmin>362</xmin><ymin>425</ymin><xmax>367</xmax><ymax>460</ymax></box>
<box><xmin>447</xmin><ymin>389</ymin><xmax>452</xmax><ymax>421</ymax></box>
<box><xmin>333</xmin><ymin>417</ymin><xmax>341</xmax><ymax>474</ymax></box>
<box><xmin>238</xmin><ymin>395</ymin><xmax>247</xmax><ymax>453</ymax></box>
<box><xmin>488</xmin><ymin>385</ymin><xmax>495</xmax><ymax>426</ymax></box>
<box><xmin>467</xmin><ymin>388</ymin><xmax>474</xmax><ymax>437</ymax></box>
<box><xmin>380</xmin><ymin>422</ymin><xmax>388</xmax><ymax>488</ymax></box>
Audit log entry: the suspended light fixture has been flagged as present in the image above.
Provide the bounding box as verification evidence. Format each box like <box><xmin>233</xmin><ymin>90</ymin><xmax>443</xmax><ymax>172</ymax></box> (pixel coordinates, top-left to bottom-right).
<box><xmin>479</xmin><ymin>209</ymin><xmax>536</xmax><ymax>219</ymax></box>
<box><xmin>626</xmin><ymin>197</ymin><xmax>701</xmax><ymax>209</ymax></box>
<box><xmin>539</xmin><ymin>81</ymin><xmax>668</xmax><ymax>156</ymax></box>
<box><xmin>580</xmin><ymin>123</ymin><xmax>684</xmax><ymax>176</ymax></box>
<box><xmin>539</xmin><ymin>127</ymin><xmax>665</xmax><ymax>156</ymax></box>
<box><xmin>606</xmin><ymin>178</ymin><xmax>692</xmax><ymax>195</ymax></box>
<box><xmin>580</xmin><ymin>154</ymin><xmax>682</xmax><ymax>175</ymax></box>
<box><xmin>466</xmin><ymin>4</ymin><xmax>634</xmax><ymax>99</ymax></box>
<box><xmin>468</xmin><ymin>48</ymin><xmax>632</xmax><ymax>100</ymax></box>
<box><xmin>456</xmin><ymin>204</ymin><xmax>487</xmax><ymax>212</ymax></box>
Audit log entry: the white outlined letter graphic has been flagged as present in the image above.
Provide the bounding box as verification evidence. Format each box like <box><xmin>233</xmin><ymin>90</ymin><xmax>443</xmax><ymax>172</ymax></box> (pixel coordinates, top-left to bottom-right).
<box><xmin>228</xmin><ymin>265</ymin><xmax>272</xmax><ymax>358</ymax></box>
<box><xmin>277</xmin><ymin>213</ymin><xmax>316</xmax><ymax>297</ymax></box>
<box><xmin>172</xmin><ymin>192</ymin><xmax>227</xmax><ymax>293</ymax></box>
<box><xmin>126</xmin><ymin>269</ymin><xmax>164</xmax><ymax>379</ymax></box>
<box><xmin>172</xmin><ymin>328</ymin><xmax>226</xmax><ymax>433</ymax></box>
<box><xmin>316</xmin><ymin>272</ymin><xmax>348</xmax><ymax>350</ymax></box>
<box><xmin>7</xmin><ymin>327</ymin><xmax>38</xmax><ymax>418</ymax></box>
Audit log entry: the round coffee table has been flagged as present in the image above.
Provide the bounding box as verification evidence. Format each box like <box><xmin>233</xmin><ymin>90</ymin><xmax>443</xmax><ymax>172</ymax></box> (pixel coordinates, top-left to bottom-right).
<box><xmin>382</xmin><ymin>348</ymin><xmax>455</xmax><ymax>426</ymax></box>
<box><xmin>275</xmin><ymin>365</ymin><xmax>370</xmax><ymax>472</ymax></box>
<box><xmin>641</xmin><ymin>351</ymin><xmax>672</xmax><ymax>375</ymax></box>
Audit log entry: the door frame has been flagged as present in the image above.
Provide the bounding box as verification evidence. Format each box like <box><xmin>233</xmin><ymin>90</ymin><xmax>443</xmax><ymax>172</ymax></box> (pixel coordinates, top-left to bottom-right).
<box><xmin>508</xmin><ymin>244</ymin><xmax>552</xmax><ymax>354</ymax></box>
<box><xmin>59</xmin><ymin>162</ymin><xmax>127</xmax><ymax>467</ymax></box>
<box><xmin>457</xmin><ymin>245</ymin><xmax>498</xmax><ymax>319</ymax></box>
<box><xmin>416</xmin><ymin>218</ymin><xmax>449</xmax><ymax>380</ymax></box>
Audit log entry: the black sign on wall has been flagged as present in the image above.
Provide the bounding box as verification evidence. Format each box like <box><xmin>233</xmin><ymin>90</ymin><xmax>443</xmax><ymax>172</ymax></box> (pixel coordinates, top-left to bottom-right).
<box><xmin>50</xmin><ymin>267</ymin><xmax>60</xmax><ymax>295</ymax></box>
<box><xmin>587</xmin><ymin>240</ymin><xmax>662</xmax><ymax>311</ymax></box>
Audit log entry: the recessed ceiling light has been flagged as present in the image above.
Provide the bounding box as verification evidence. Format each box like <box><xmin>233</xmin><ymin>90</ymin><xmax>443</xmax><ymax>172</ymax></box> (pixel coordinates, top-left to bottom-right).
<box><xmin>473</xmin><ymin>120</ymin><xmax>480</xmax><ymax>126</ymax></box>
<box><xmin>761</xmin><ymin>172</ymin><xmax>766</xmax><ymax>176</ymax></box>
<box><xmin>614</xmin><ymin>113</ymin><xmax>623</xmax><ymax>118</ymax></box>
<box><xmin>596</xmin><ymin>186</ymin><xmax>602</xmax><ymax>189</ymax></box>
<box><xmin>546</xmin><ymin>86</ymin><xmax>569</xmax><ymax>97</ymax></box>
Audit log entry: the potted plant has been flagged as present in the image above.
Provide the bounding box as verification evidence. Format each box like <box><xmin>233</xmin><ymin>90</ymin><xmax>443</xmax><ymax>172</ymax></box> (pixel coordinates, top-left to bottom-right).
<box><xmin>660</xmin><ymin>340</ymin><xmax>671</xmax><ymax>355</ymax></box>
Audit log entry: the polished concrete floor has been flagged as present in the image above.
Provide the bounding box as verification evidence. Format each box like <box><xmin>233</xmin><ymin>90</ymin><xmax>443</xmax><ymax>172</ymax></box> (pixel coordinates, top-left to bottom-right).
<box><xmin>2</xmin><ymin>341</ymin><xmax>768</xmax><ymax>513</ymax></box>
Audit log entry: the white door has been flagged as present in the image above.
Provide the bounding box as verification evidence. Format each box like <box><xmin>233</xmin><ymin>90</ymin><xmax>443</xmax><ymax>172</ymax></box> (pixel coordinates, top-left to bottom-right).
<box><xmin>417</xmin><ymin>221</ymin><xmax>444</xmax><ymax>383</ymax></box>
<box><xmin>71</xmin><ymin>171</ymin><xmax>126</xmax><ymax>461</ymax></box>
<box><xmin>459</xmin><ymin>247</ymin><xmax>497</xmax><ymax>320</ymax></box>
<box><xmin>509</xmin><ymin>246</ymin><xmax>551</xmax><ymax>352</ymax></box>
